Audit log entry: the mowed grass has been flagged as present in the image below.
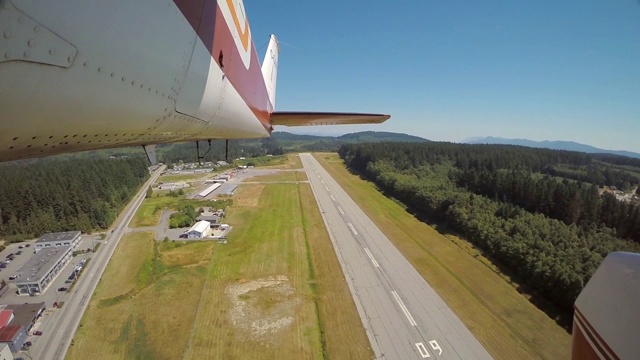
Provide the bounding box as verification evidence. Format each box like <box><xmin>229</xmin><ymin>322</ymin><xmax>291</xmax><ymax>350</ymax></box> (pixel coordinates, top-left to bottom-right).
<box><xmin>261</xmin><ymin>153</ymin><xmax>303</xmax><ymax>169</ymax></box>
<box><xmin>298</xmin><ymin>184</ymin><xmax>373</xmax><ymax>359</ymax></box>
<box><xmin>154</xmin><ymin>173</ymin><xmax>208</xmax><ymax>185</ymax></box>
<box><xmin>314</xmin><ymin>153</ymin><xmax>571</xmax><ymax>360</ymax></box>
<box><xmin>130</xmin><ymin>196</ymin><xmax>176</xmax><ymax>227</ymax></box>
<box><xmin>249</xmin><ymin>170</ymin><xmax>308</xmax><ymax>183</ymax></box>
<box><xmin>67</xmin><ymin>233</ymin><xmax>214</xmax><ymax>360</ymax></box>
<box><xmin>182</xmin><ymin>182</ymin><xmax>371</xmax><ymax>360</ymax></box>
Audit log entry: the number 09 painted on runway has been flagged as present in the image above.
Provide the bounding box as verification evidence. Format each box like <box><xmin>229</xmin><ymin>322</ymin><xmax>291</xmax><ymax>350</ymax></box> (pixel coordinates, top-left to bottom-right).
<box><xmin>415</xmin><ymin>340</ymin><xmax>443</xmax><ymax>358</ymax></box>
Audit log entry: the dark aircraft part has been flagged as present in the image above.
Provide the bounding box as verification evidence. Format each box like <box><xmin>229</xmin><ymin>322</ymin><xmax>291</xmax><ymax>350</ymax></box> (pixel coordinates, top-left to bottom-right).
<box><xmin>143</xmin><ymin>144</ymin><xmax>157</xmax><ymax>165</ymax></box>
<box><xmin>196</xmin><ymin>140</ymin><xmax>212</xmax><ymax>166</ymax></box>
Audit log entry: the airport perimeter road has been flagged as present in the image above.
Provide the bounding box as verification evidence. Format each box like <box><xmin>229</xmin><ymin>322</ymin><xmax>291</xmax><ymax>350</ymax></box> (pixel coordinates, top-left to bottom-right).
<box><xmin>31</xmin><ymin>166</ymin><xmax>166</xmax><ymax>360</ymax></box>
<box><xmin>299</xmin><ymin>154</ymin><xmax>492</xmax><ymax>360</ymax></box>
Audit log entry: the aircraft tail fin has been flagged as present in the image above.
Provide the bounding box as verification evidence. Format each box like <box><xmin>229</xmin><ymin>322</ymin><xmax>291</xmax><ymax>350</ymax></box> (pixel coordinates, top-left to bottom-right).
<box><xmin>261</xmin><ymin>34</ymin><xmax>279</xmax><ymax>110</ymax></box>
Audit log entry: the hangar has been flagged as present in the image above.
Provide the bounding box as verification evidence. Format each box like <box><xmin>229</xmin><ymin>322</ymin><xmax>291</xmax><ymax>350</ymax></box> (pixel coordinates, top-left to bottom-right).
<box><xmin>186</xmin><ymin>221</ymin><xmax>211</xmax><ymax>239</ymax></box>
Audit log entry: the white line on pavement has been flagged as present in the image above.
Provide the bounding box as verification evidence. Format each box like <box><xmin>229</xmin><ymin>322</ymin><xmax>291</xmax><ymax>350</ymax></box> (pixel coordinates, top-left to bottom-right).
<box><xmin>392</xmin><ymin>291</ymin><xmax>417</xmax><ymax>326</ymax></box>
<box><xmin>364</xmin><ymin>248</ymin><xmax>380</xmax><ymax>268</ymax></box>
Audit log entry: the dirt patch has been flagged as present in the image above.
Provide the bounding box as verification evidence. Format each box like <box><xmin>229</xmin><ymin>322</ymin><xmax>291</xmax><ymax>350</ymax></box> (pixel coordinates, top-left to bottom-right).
<box><xmin>226</xmin><ymin>276</ymin><xmax>300</xmax><ymax>339</ymax></box>
<box><xmin>235</xmin><ymin>184</ymin><xmax>265</xmax><ymax>207</ymax></box>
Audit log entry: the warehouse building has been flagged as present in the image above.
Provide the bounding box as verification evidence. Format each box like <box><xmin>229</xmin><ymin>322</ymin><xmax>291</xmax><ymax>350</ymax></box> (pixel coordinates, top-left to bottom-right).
<box><xmin>186</xmin><ymin>221</ymin><xmax>211</xmax><ymax>239</ymax></box>
<box><xmin>0</xmin><ymin>303</ymin><xmax>45</xmax><ymax>353</ymax></box>
<box><xmin>197</xmin><ymin>183</ymin><xmax>221</xmax><ymax>197</ymax></box>
<box><xmin>34</xmin><ymin>231</ymin><xmax>81</xmax><ymax>252</ymax></box>
<box><xmin>15</xmin><ymin>245</ymin><xmax>73</xmax><ymax>295</ymax></box>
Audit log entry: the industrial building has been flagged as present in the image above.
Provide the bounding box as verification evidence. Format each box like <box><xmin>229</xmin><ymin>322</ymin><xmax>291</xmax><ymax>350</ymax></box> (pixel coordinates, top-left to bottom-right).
<box><xmin>197</xmin><ymin>183</ymin><xmax>221</xmax><ymax>197</ymax></box>
<box><xmin>186</xmin><ymin>221</ymin><xmax>211</xmax><ymax>239</ymax></box>
<box><xmin>0</xmin><ymin>303</ymin><xmax>45</xmax><ymax>353</ymax></box>
<box><xmin>34</xmin><ymin>231</ymin><xmax>80</xmax><ymax>252</ymax></box>
<box><xmin>15</xmin><ymin>245</ymin><xmax>73</xmax><ymax>295</ymax></box>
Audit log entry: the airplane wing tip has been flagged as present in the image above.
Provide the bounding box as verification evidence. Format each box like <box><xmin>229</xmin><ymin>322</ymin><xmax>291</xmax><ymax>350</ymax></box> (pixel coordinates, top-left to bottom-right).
<box><xmin>271</xmin><ymin>111</ymin><xmax>391</xmax><ymax>127</ymax></box>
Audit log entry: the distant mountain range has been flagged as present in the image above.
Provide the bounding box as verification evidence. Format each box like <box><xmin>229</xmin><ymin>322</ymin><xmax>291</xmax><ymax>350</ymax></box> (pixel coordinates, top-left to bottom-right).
<box><xmin>464</xmin><ymin>136</ymin><xmax>640</xmax><ymax>159</ymax></box>
<box><xmin>272</xmin><ymin>131</ymin><xmax>430</xmax><ymax>143</ymax></box>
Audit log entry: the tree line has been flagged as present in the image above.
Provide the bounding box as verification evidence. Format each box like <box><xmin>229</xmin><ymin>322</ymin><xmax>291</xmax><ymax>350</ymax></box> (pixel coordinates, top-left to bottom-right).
<box><xmin>339</xmin><ymin>142</ymin><xmax>640</xmax><ymax>317</ymax></box>
<box><xmin>0</xmin><ymin>156</ymin><xmax>149</xmax><ymax>240</ymax></box>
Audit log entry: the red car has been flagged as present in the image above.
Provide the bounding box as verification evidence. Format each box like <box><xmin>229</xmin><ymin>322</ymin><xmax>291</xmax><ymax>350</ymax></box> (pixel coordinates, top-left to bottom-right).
<box><xmin>33</xmin><ymin>331</ymin><xmax>42</xmax><ymax>336</ymax></box>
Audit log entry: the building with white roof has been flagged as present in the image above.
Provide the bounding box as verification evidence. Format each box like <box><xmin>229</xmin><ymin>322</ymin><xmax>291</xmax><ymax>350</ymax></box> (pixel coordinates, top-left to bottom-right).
<box><xmin>186</xmin><ymin>221</ymin><xmax>211</xmax><ymax>239</ymax></box>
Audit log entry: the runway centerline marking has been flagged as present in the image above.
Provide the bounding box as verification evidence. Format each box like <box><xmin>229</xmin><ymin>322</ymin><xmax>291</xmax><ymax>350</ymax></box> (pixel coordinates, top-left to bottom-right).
<box><xmin>330</xmin><ymin>195</ymin><xmax>336</xmax><ymax>201</ymax></box>
<box><xmin>364</xmin><ymin>248</ymin><xmax>380</xmax><ymax>268</ymax></box>
<box><xmin>347</xmin><ymin>222</ymin><xmax>358</xmax><ymax>235</ymax></box>
<box><xmin>392</xmin><ymin>290</ymin><xmax>417</xmax><ymax>326</ymax></box>
<box><xmin>324</xmin><ymin>186</ymin><xmax>329</xmax><ymax>191</ymax></box>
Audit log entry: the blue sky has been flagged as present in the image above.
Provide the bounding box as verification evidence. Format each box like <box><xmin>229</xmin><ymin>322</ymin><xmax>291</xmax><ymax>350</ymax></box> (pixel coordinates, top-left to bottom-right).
<box><xmin>248</xmin><ymin>1</ymin><xmax>640</xmax><ymax>152</ymax></box>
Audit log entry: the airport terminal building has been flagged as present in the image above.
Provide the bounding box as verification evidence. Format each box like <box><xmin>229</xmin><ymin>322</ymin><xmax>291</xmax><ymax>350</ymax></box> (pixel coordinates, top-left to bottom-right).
<box><xmin>15</xmin><ymin>245</ymin><xmax>73</xmax><ymax>295</ymax></box>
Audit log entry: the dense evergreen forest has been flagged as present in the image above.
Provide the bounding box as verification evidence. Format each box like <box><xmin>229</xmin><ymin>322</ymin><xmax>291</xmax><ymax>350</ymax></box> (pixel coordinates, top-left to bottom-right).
<box><xmin>0</xmin><ymin>156</ymin><xmax>149</xmax><ymax>240</ymax></box>
<box><xmin>339</xmin><ymin>142</ymin><xmax>640</xmax><ymax>318</ymax></box>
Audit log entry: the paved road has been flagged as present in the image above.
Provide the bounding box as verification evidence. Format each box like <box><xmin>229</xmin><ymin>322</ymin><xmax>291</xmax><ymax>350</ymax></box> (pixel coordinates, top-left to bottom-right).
<box><xmin>31</xmin><ymin>166</ymin><xmax>166</xmax><ymax>360</ymax></box>
<box><xmin>299</xmin><ymin>154</ymin><xmax>492</xmax><ymax>360</ymax></box>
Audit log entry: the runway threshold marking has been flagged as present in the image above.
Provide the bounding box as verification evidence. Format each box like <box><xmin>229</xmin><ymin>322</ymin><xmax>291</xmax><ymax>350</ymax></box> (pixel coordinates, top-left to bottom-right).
<box><xmin>347</xmin><ymin>222</ymin><xmax>358</xmax><ymax>235</ymax></box>
<box><xmin>338</xmin><ymin>206</ymin><xmax>345</xmax><ymax>215</ymax></box>
<box><xmin>364</xmin><ymin>248</ymin><xmax>380</xmax><ymax>268</ymax></box>
<box><xmin>392</xmin><ymin>290</ymin><xmax>417</xmax><ymax>326</ymax></box>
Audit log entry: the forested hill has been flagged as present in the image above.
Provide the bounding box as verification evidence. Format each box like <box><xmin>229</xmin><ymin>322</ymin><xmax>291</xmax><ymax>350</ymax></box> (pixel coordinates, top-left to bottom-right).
<box><xmin>466</xmin><ymin>136</ymin><xmax>640</xmax><ymax>159</ymax></box>
<box><xmin>336</xmin><ymin>131</ymin><xmax>429</xmax><ymax>143</ymax></box>
<box><xmin>158</xmin><ymin>131</ymin><xmax>429</xmax><ymax>163</ymax></box>
<box><xmin>0</xmin><ymin>156</ymin><xmax>149</xmax><ymax>240</ymax></box>
<box><xmin>339</xmin><ymin>142</ymin><xmax>640</xmax><ymax>319</ymax></box>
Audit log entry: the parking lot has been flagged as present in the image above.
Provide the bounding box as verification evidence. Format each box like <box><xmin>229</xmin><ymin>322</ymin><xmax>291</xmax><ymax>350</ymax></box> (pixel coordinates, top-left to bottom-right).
<box><xmin>0</xmin><ymin>234</ymin><xmax>102</xmax><ymax>354</ymax></box>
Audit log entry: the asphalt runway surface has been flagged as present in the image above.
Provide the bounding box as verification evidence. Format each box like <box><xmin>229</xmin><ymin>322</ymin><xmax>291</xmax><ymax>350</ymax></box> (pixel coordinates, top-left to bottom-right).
<box><xmin>300</xmin><ymin>154</ymin><xmax>492</xmax><ymax>360</ymax></box>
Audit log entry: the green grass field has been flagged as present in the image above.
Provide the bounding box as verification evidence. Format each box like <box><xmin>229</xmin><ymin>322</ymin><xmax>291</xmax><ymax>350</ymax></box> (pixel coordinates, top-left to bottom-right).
<box><xmin>154</xmin><ymin>173</ymin><xmax>209</xmax><ymax>185</ymax></box>
<box><xmin>130</xmin><ymin>196</ymin><xmax>230</xmax><ymax>228</ymax></box>
<box><xmin>248</xmin><ymin>170</ymin><xmax>308</xmax><ymax>183</ymax></box>
<box><xmin>182</xmin><ymin>182</ymin><xmax>371</xmax><ymax>359</ymax></box>
<box><xmin>67</xmin><ymin>233</ymin><xmax>214</xmax><ymax>360</ymax></box>
<box><xmin>68</xmin><ymin>162</ymin><xmax>370</xmax><ymax>360</ymax></box>
<box><xmin>314</xmin><ymin>153</ymin><xmax>571</xmax><ymax>360</ymax></box>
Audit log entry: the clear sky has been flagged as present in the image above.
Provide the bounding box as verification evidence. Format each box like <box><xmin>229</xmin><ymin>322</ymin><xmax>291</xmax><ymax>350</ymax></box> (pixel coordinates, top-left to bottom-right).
<box><xmin>248</xmin><ymin>1</ymin><xmax>640</xmax><ymax>152</ymax></box>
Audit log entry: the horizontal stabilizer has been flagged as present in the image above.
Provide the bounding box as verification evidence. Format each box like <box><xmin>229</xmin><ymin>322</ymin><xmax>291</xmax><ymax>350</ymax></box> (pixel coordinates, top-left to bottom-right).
<box><xmin>271</xmin><ymin>112</ymin><xmax>390</xmax><ymax>127</ymax></box>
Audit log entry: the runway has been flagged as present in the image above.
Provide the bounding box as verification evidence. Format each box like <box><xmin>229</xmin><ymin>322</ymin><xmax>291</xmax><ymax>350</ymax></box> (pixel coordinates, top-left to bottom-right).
<box><xmin>300</xmin><ymin>153</ymin><xmax>492</xmax><ymax>360</ymax></box>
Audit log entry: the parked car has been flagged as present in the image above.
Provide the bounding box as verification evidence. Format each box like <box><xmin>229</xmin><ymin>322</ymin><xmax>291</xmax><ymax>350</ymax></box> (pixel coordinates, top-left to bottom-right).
<box><xmin>0</xmin><ymin>263</ymin><xmax>6</xmax><ymax>269</ymax></box>
<box><xmin>179</xmin><ymin>233</ymin><xmax>188</xmax><ymax>238</ymax></box>
<box><xmin>5</xmin><ymin>253</ymin><xmax>13</xmax><ymax>258</ymax></box>
<box><xmin>4</xmin><ymin>260</ymin><xmax>11</xmax><ymax>264</ymax></box>
<box><xmin>33</xmin><ymin>330</ymin><xmax>42</xmax><ymax>336</ymax></box>
<box><xmin>25</xmin><ymin>244</ymin><xmax>30</xmax><ymax>247</ymax></box>
<box><xmin>18</xmin><ymin>245</ymin><xmax>24</xmax><ymax>249</ymax></box>
<box><xmin>8</xmin><ymin>275</ymin><xmax>17</xmax><ymax>280</ymax></box>
<box><xmin>25</xmin><ymin>341</ymin><xmax>32</xmax><ymax>347</ymax></box>
<box><xmin>58</xmin><ymin>287</ymin><xmax>68</xmax><ymax>292</ymax></box>
<box><xmin>16</xmin><ymin>251</ymin><xmax>22</xmax><ymax>255</ymax></box>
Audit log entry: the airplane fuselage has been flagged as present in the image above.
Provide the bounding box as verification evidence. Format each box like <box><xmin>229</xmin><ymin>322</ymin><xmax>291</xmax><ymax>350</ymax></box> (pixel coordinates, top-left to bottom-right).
<box><xmin>0</xmin><ymin>0</ymin><xmax>271</xmax><ymax>162</ymax></box>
